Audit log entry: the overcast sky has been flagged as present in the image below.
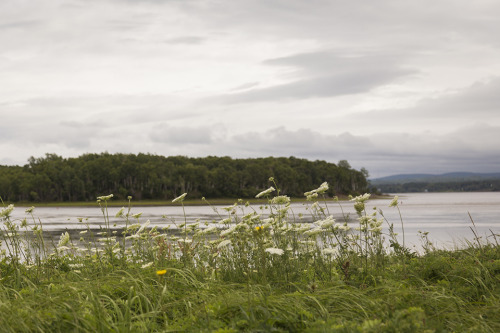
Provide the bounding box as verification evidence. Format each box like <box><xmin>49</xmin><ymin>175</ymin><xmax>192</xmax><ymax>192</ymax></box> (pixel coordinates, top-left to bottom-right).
<box><xmin>1</xmin><ymin>0</ymin><xmax>500</xmax><ymax>178</ymax></box>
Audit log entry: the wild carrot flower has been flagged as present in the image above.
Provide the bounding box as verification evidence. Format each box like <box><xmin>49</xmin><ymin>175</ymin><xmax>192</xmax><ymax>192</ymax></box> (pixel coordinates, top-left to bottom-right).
<box><xmin>172</xmin><ymin>193</ymin><xmax>187</xmax><ymax>203</ymax></box>
<box><xmin>304</xmin><ymin>227</ymin><xmax>322</xmax><ymax>236</ymax></box>
<box><xmin>141</xmin><ymin>262</ymin><xmax>153</xmax><ymax>269</ymax></box>
<box><xmin>316</xmin><ymin>182</ymin><xmax>329</xmax><ymax>194</ymax></box>
<box><xmin>322</xmin><ymin>248</ymin><xmax>338</xmax><ymax>256</ymax></box>
<box><xmin>265</xmin><ymin>247</ymin><xmax>284</xmax><ymax>255</ymax></box>
<box><xmin>315</xmin><ymin>216</ymin><xmax>336</xmax><ymax>228</ymax></box>
<box><xmin>137</xmin><ymin>220</ymin><xmax>150</xmax><ymax>233</ymax></box>
<box><xmin>255</xmin><ymin>186</ymin><xmax>275</xmax><ymax>198</ymax></box>
<box><xmin>132</xmin><ymin>213</ymin><xmax>142</xmax><ymax>219</ymax></box>
<box><xmin>97</xmin><ymin>194</ymin><xmax>113</xmax><ymax>201</ymax></box>
<box><xmin>115</xmin><ymin>207</ymin><xmax>125</xmax><ymax>217</ymax></box>
<box><xmin>201</xmin><ymin>226</ymin><xmax>218</xmax><ymax>234</ymax></box>
<box><xmin>304</xmin><ymin>182</ymin><xmax>329</xmax><ymax>197</ymax></box>
<box><xmin>0</xmin><ymin>204</ymin><xmax>14</xmax><ymax>218</ymax></box>
<box><xmin>271</xmin><ymin>195</ymin><xmax>290</xmax><ymax>205</ymax></box>
<box><xmin>306</xmin><ymin>193</ymin><xmax>318</xmax><ymax>201</ymax></box>
<box><xmin>351</xmin><ymin>193</ymin><xmax>371</xmax><ymax>203</ymax></box>
<box><xmin>389</xmin><ymin>196</ymin><xmax>399</xmax><ymax>207</ymax></box>
<box><xmin>58</xmin><ymin>231</ymin><xmax>70</xmax><ymax>248</ymax></box>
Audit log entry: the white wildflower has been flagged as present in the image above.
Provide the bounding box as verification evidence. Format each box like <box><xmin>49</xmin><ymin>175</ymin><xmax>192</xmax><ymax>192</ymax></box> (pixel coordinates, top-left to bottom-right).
<box><xmin>201</xmin><ymin>226</ymin><xmax>218</xmax><ymax>234</ymax></box>
<box><xmin>304</xmin><ymin>227</ymin><xmax>323</xmax><ymax>236</ymax></box>
<box><xmin>172</xmin><ymin>193</ymin><xmax>187</xmax><ymax>203</ymax></box>
<box><xmin>217</xmin><ymin>239</ymin><xmax>232</xmax><ymax>249</ymax></box>
<box><xmin>271</xmin><ymin>195</ymin><xmax>290</xmax><ymax>205</ymax></box>
<box><xmin>339</xmin><ymin>223</ymin><xmax>351</xmax><ymax>231</ymax></box>
<box><xmin>351</xmin><ymin>193</ymin><xmax>371</xmax><ymax>203</ymax></box>
<box><xmin>265</xmin><ymin>247</ymin><xmax>284</xmax><ymax>256</ymax></box>
<box><xmin>97</xmin><ymin>194</ymin><xmax>113</xmax><ymax>201</ymax></box>
<box><xmin>389</xmin><ymin>196</ymin><xmax>399</xmax><ymax>207</ymax></box>
<box><xmin>220</xmin><ymin>225</ymin><xmax>236</xmax><ymax>237</ymax></box>
<box><xmin>141</xmin><ymin>262</ymin><xmax>154</xmax><ymax>269</ymax></box>
<box><xmin>125</xmin><ymin>234</ymin><xmax>140</xmax><ymax>240</ymax></box>
<box><xmin>57</xmin><ymin>232</ymin><xmax>70</xmax><ymax>248</ymax></box>
<box><xmin>222</xmin><ymin>203</ymin><xmax>237</xmax><ymax>212</ymax></box>
<box><xmin>0</xmin><ymin>204</ymin><xmax>14</xmax><ymax>218</ymax></box>
<box><xmin>306</xmin><ymin>193</ymin><xmax>318</xmax><ymax>201</ymax></box>
<box><xmin>315</xmin><ymin>216</ymin><xmax>336</xmax><ymax>228</ymax></box>
<box><xmin>255</xmin><ymin>187</ymin><xmax>275</xmax><ymax>198</ymax></box>
<box><xmin>25</xmin><ymin>206</ymin><xmax>35</xmax><ymax>214</ymax></box>
<box><xmin>304</xmin><ymin>182</ymin><xmax>329</xmax><ymax>197</ymax></box>
<box><xmin>322</xmin><ymin>248</ymin><xmax>338</xmax><ymax>256</ymax></box>
<box><xmin>296</xmin><ymin>225</ymin><xmax>311</xmax><ymax>233</ymax></box>
<box><xmin>137</xmin><ymin>220</ymin><xmax>150</xmax><ymax>234</ymax></box>
<box><xmin>115</xmin><ymin>207</ymin><xmax>125</xmax><ymax>217</ymax></box>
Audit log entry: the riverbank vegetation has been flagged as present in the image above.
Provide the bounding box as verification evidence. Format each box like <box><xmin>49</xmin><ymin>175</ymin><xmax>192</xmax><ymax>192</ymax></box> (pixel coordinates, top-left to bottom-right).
<box><xmin>0</xmin><ymin>153</ymin><xmax>368</xmax><ymax>203</ymax></box>
<box><xmin>1</xmin><ymin>181</ymin><xmax>499</xmax><ymax>332</ymax></box>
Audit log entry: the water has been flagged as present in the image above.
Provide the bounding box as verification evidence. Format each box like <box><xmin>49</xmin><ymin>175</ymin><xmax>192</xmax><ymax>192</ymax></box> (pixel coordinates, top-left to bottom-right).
<box><xmin>7</xmin><ymin>192</ymin><xmax>500</xmax><ymax>250</ymax></box>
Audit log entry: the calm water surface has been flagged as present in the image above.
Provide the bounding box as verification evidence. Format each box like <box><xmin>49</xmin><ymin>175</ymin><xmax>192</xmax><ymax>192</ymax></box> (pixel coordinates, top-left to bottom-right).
<box><xmin>9</xmin><ymin>192</ymin><xmax>500</xmax><ymax>250</ymax></box>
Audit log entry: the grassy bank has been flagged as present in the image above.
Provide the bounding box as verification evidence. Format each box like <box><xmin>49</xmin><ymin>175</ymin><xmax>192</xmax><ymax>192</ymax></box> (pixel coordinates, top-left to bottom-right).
<box><xmin>1</xmin><ymin>182</ymin><xmax>499</xmax><ymax>332</ymax></box>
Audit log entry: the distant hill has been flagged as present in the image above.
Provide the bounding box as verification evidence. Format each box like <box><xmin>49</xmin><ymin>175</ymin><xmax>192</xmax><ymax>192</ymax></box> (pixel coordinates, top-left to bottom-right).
<box><xmin>370</xmin><ymin>172</ymin><xmax>500</xmax><ymax>193</ymax></box>
<box><xmin>371</xmin><ymin>172</ymin><xmax>500</xmax><ymax>185</ymax></box>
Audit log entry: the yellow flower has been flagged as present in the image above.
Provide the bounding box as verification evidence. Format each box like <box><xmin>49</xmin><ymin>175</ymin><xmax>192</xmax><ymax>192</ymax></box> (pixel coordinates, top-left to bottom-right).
<box><xmin>255</xmin><ymin>226</ymin><xmax>262</xmax><ymax>231</ymax></box>
<box><xmin>156</xmin><ymin>269</ymin><xmax>167</xmax><ymax>276</ymax></box>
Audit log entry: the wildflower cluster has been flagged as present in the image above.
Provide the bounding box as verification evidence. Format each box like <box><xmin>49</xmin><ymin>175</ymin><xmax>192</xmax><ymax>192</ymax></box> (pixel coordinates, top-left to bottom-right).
<box><xmin>0</xmin><ymin>183</ymin><xmax>408</xmax><ymax>287</ymax></box>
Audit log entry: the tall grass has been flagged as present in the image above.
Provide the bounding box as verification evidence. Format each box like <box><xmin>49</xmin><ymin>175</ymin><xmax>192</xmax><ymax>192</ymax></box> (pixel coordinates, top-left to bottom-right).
<box><xmin>1</xmin><ymin>180</ymin><xmax>499</xmax><ymax>332</ymax></box>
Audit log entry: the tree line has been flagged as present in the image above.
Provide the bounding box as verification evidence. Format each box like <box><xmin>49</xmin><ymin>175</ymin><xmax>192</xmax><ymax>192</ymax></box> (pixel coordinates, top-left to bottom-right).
<box><xmin>0</xmin><ymin>153</ymin><xmax>369</xmax><ymax>202</ymax></box>
<box><xmin>375</xmin><ymin>180</ymin><xmax>500</xmax><ymax>193</ymax></box>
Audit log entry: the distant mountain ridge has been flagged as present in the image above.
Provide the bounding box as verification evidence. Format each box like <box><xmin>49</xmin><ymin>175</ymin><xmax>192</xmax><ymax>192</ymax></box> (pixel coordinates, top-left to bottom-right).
<box><xmin>371</xmin><ymin>172</ymin><xmax>500</xmax><ymax>185</ymax></box>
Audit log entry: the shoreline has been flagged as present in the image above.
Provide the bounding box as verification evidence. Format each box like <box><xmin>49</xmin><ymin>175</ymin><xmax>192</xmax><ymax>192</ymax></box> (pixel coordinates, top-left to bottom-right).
<box><xmin>6</xmin><ymin>194</ymin><xmax>392</xmax><ymax>208</ymax></box>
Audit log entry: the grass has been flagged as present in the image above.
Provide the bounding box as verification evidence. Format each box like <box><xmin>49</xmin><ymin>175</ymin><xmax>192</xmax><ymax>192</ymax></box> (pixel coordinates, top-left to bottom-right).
<box><xmin>1</xmin><ymin>182</ymin><xmax>499</xmax><ymax>332</ymax></box>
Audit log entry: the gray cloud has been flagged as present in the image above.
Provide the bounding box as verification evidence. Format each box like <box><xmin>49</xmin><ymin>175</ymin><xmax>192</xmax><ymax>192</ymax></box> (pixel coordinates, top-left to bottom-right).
<box><xmin>0</xmin><ymin>20</ymin><xmax>40</xmax><ymax>30</ymax></box>
<box><xmin>1</xmin><ymin>0</ymin><xmax>500</xmax><ymax>179</ymax></box>
<box><xmin>230</xmin><ymin>82</ymin><xmax>260</xmax><ymax>91</ymax></box>
<box><xmin>418</xmin><ymin>77</ymin><xmax>500</xmax><ymax>116</ymax></box>
<box><xmin>150</xmin><ymin>123</ymin><xmax>214</xmax><ymax>144</ymax></box>
<box><xmin>349</xmin><ymin>77</ymin><xmax>500</xmax><ymax>132</ymax></box>
<box><xmin>165</xmin><ymin>36</ymin><xmax>205</xmax><ymax>45</ymax></box>
<box><xmin>217</xmin><ymin>69</ymin><xmax>414</xmax><ymax>104</ymax></box>
<box><xmin>210</xmin><ymin>51</ymin><xmax>415</xmax><ymax>104</ymax></box>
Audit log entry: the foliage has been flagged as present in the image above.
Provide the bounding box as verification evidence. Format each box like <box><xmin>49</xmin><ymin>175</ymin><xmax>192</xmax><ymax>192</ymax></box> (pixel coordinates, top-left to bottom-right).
<box><xmin>0</xmin><ymin>153</ymin><xmax>368</xmax><ymax>202</ymax></box>
<box><xmin>0</xmin><ymin>182</ymin><xmax>499</xmax><ymax>332</ymax></box>
<box><xmin>375</xmin><ymin>180</ymin><xmax>500</xmax><ymax>193</ymax></box>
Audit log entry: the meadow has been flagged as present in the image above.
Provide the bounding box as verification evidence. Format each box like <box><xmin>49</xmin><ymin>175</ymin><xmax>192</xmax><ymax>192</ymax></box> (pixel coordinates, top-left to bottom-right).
<box><xmin>1</xmin><ymin>179</ymin><xmax>499</xmax><ymax>332</ymax></box>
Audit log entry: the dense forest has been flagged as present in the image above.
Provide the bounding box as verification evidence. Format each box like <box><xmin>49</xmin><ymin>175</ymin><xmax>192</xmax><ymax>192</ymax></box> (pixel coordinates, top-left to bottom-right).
<box><xmin>375</xmin><ymin>180</ymin><xmax>500</xmax><ymax>193</ymax></box>
<box><xmin>0</xmin><ymin>153</ymin><xmax>369</xmax><ymax>202</ymax></box>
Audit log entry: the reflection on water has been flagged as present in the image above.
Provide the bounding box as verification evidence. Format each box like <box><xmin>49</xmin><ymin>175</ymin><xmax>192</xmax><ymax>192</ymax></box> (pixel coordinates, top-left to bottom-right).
<box><xmin>7</xmin><ymin>192</ymin><xmax>500</xmax><ymax>250</ymax></box>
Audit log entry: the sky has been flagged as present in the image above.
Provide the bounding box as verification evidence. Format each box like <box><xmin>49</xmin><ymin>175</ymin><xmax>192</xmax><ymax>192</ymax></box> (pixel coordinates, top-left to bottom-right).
<box><xmin>1</xmin><ymin>0</ymin><xmax>500</xmax><ymax>178</ymax></box>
